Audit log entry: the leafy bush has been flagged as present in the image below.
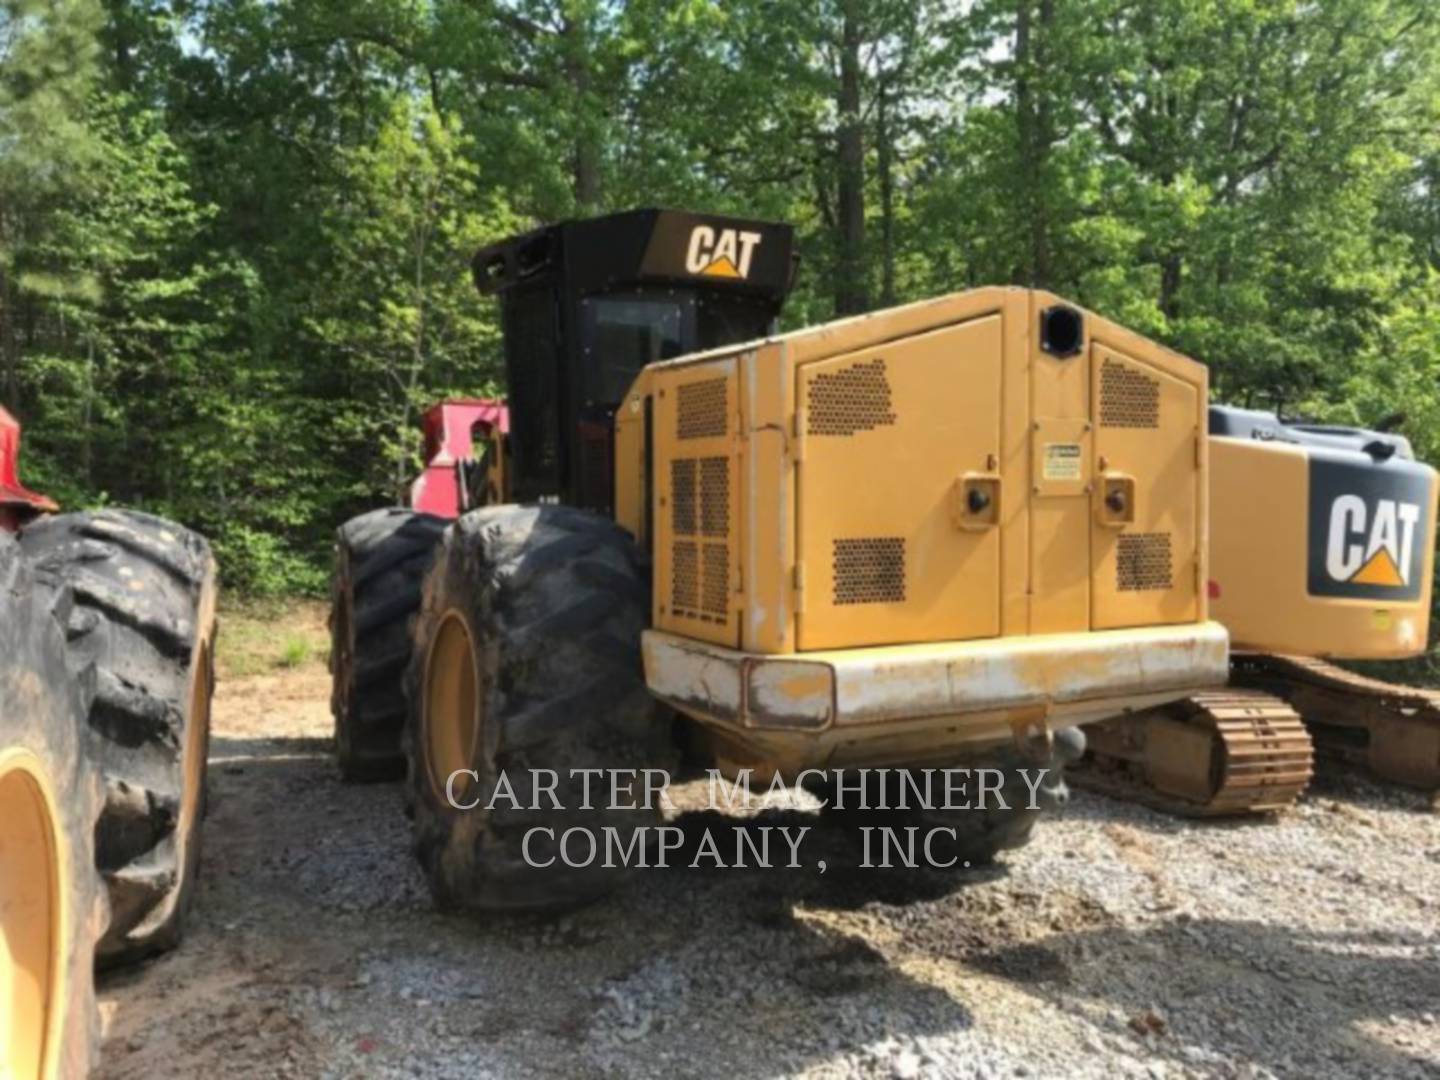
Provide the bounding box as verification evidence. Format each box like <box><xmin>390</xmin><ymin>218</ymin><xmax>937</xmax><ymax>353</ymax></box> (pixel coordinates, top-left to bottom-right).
<box><xmin>210</xmin><ymin>523</ymin><xmax>328</xmax><ymax>599</ymax></box>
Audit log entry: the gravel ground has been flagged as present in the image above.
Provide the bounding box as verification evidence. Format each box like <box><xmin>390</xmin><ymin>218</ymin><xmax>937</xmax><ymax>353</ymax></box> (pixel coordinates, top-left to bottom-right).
<box><xmin>96</xmin><ymin>606</ymin><xmax>1440</xmax><ymax>1080</ymax></box>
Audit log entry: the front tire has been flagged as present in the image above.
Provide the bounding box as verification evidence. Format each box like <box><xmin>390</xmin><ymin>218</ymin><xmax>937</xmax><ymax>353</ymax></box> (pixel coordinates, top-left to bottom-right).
<box><xmin>21</xmin><ymin>509</ymin><xmax>217</xmax><ymax>968</ymax></box>
<box><xmin>0</xmin><ymin>532</ymin><xmax>105</xmax><ymax>1078</ymax></box>
<box><xmin>406</xmin><ymin>505</ymin><xmax>672</xmax><ymax>912</ymax></box>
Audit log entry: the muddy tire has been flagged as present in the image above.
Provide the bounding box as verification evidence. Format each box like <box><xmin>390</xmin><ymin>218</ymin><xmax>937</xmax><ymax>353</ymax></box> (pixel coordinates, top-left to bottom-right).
<box><xmin>0</xmin><ymin>533</ymin><xmax>106</xmax><ymax>1078</ymax></box>
<box><xmin>330</xmin><ymin>508</ymin><xmax>447</xmax><ymax>781</ymax></box>
<box><xmin>912</xmin><ymin>728</ymin><xmax>1083</xmax><ymax>865</ymax></box>
<box><xmin>21</xmin><ymin>510</ymin><xmax>217</xmax><ymax>969</ymax></box>
<box><xmin>826</xmin><ymin>728</ymin><xmax>1085</xmax><ymax>867</ymax></box>
<box><xmin>406</xmin><ymin>505</ymin><xmax>672</xmax><ymax>912</ymax></box>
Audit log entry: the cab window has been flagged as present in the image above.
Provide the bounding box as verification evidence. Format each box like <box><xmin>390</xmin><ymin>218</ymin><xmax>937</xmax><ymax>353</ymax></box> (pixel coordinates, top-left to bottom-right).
<box><xmin>582</xmin><ymin>297</ymin><xmax>688</xmax><ymax>404</ymax></box>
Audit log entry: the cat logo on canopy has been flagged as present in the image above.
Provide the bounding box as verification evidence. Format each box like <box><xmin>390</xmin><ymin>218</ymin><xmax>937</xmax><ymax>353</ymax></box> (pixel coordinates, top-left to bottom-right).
<box><xmin>686</xmin><ymin>225</ymin><xmax>763</xmax><ymax>279</ymax></box>
<box><xmin>1325</xmin><ymin>495</ymin><xmax>1420</xmax><ymax>588</ymax></box>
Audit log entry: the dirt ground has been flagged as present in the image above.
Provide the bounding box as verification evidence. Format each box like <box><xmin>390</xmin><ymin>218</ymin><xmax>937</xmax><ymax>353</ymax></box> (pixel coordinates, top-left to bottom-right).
<box><xmin>95</xmin><ymin>602</ymin><xmax>1440</xmax><ymax>1079</ymax></box>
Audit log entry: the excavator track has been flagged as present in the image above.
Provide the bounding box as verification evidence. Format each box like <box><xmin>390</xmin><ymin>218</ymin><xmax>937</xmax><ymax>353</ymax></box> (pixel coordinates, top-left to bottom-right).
<box><xmin>1233</xmin><ymin>654</ymin><xmax>1440</xmax><ymax>790</ymax></box>
<box><xmin>1077</xmin><ymin>690</ymin><xmax>1314</xmax><ymax>817</ymax></box>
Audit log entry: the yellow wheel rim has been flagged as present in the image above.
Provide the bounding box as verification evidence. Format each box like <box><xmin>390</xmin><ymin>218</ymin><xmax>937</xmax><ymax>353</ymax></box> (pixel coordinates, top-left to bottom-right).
<box><xmin>332</xmin><ymin>563</ymin><xmax>353</xmax><ymax>721</ymax></box>
<box><xmin>179</xmin><ymin>639</ymin><xmax>212</xmax><ymax>862</ymax></box>
<box><xmin>424</xmin><ymin>611</ymin><xmax>481</xmax><ymax>803</ymax></box>
<box><xmin>0</xmin><ymin>748</ymin><xmax>65</xmax><ymax>1080</ymax></box>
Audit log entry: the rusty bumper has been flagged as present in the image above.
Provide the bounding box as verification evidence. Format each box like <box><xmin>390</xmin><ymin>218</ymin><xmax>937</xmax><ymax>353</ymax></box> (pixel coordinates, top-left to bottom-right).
<box><xmin>643</xmin><ymin>622</ymin><xmax>1230</xmax><ymax>758</ymax></box>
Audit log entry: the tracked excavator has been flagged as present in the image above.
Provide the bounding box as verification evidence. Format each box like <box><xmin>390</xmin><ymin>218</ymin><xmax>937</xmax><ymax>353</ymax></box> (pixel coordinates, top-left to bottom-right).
<box><xmin>1082</xmin><ymin>408</ymin><xmax>1439</xmax><ymax>814</ymax></box>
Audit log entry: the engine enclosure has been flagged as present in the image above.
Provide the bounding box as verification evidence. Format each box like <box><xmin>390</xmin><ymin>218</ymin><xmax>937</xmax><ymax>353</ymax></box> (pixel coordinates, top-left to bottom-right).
<box><xmin>612</xmin><ymin>287</ymin><xmax>1230</xmax><ymax>771</ymax></box>
<box><xmin>618</xmin><ymin>287</ymin><xmax>1213</xmax><ymax>652</ymax></box>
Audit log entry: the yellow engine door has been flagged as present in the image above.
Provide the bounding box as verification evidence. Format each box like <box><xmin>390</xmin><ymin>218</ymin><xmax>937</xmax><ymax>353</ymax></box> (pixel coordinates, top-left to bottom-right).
<box><xmin>654</xmin><ymin>359</ymin><xmax>741</xmax><ymax>647</ymax></box>
<box><xmin>1090</xmin><ymin>342</ymin><xmax>1201</xmax><ymax>629</ymax></box>
<box><xmin>796</xmin><ymin>315</ymin><xmax>1003</xmax><ymax>650</ymax></box>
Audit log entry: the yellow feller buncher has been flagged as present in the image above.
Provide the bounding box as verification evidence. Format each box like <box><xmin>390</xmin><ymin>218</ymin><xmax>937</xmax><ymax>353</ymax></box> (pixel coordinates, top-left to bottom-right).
<box><xmin>332</xmin><ymin>209</ymin><xmax>1236</xmax><ymax>910</ymax></box>
<box><xmin>1083</xmin><ymin>409</ymin><xmax>1438</xmax><ymax>814</ymax></box>
<box><xmin>1</xmin><ymin>407</ymin><xmax>218</xmax><ymax>1077</ymax></box>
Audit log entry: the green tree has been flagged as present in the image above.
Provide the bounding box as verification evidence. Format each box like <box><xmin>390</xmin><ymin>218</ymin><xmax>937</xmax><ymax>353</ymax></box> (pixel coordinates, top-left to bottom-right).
<box><xmin>0</xmin><ymin>0</ymin><xmax>104</xmax><ymax>404</ymax></box>
<box><xmin>306</xmin><ymin>98</ymin><xmax>517</xmax><ymax>502</ymax></box>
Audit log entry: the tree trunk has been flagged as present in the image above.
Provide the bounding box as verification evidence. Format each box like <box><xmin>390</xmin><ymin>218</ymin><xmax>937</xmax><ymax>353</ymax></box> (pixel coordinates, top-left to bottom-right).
<box><xmin>563</xmin><ymin>16</ymin><xmax>602</xmax><ymax>211</ymax></box>
<box><xmin>0</xmin><ymin>267</ymin><xmax>17</xmax><ymax>412</ymax></box>
<box><xmin>877</xmin><ymin>77</ymin><xmax>896</xmax><ymax>308</ymax></box>
<box><xmin>1160</xmin><ymin>253</ymin><xmax>1183</xmax><ymax>322</ymax></box>
<box><xmin>835</xmin><ymin>1</ymin><xmax>868</xmax><ymax>315</ymax></box>
<box><xmin>1014</xmin><ymin>0</ymin><xmax>1053</xmax><ymax>287</ymax></box>
<box><xmin>573</xmin><ymin>139</ymin><xmax>601</xmax><ymax>211</ymax></box>
<box><xmin>104</xmin><ymin>0</ymin><xmax>133</xmax><ymax>91</ymax></box>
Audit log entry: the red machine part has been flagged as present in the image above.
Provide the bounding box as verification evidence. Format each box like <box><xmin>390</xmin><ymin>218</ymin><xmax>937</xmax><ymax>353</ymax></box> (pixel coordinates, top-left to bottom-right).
<box><xmin>409</xmin><ymin>399</ymin><xmax>509</xmax><ymax>519</ymax></box>
<box><xmin>0</xmin><ymin>406</ymin><xmax>57</xmax><ymax>533</ymax></box>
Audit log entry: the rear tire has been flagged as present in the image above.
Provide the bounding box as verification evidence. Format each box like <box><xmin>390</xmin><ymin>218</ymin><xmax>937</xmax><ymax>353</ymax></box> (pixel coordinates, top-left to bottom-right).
<box><xmin>330</xmin><ymin>508</ymin><xmax>447</xmax><ymax>781</ymax></box>
<box><xmin>21</xmin><ymin>509</ymin><xmax>217</xmax><ymax>968</ymax></box>
<box><xmin>0</xmin><ymin>533</ymin><xmax>105</xmax><ymax>1078</ymax></box>
<box><xmin>406</xmin><ymin>505</ymin><xmax>673</xmax><ymax>912</ymax></box>
<box><xmin>823</xmin><ymin>728</ymin><xmax>1085</xmax><ymax>867</ymax></box>
<box><xmin>907</xmin><ymin>728</ymin><xmax>1083</xmax><ymax>866</ymax></box>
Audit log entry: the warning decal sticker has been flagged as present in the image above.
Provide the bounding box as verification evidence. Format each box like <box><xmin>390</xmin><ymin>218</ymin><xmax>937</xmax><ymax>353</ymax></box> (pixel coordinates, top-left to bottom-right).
<box><xmin>1043</xmin><ymin>443</ymin><xmax>1083</xmax><ymax>482</ymax></box>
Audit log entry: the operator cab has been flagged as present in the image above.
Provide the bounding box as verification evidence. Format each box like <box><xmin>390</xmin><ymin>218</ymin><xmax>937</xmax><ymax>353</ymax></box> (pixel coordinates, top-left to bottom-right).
<box><xmin>472</xmin><ymin>209</ymin><xmax>795</xmax><ymax>511</ymax></box>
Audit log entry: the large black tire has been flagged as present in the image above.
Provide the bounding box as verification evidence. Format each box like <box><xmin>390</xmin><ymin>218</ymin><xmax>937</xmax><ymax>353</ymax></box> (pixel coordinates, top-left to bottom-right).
<box><xmin>909</xmin><ymin>727</ymin><xmax>1084</xmax><ymax>865</ymax></box>
<box><xmin>824</xmin><ymin>727</ymin><xmax>1085</xmax><ymax>868</ymax></box>
<box><xmin>21</xmin><ymin>509</ymin><xmax>217</xmax><ymax>968</ymax></box>
<box><xmin>405</xmin><ymin>505</ymin><xmax>673</xmax><ymax>911</ymax></box>
<box><xmin>0</xmin><ymin>533</ymin><xmax>106</xmax><ymax>1078</ymax></box>
<box><xmin>330</xmin><ymin>508</ymin><xmax>447</xmax><ymax>781</ymax></box>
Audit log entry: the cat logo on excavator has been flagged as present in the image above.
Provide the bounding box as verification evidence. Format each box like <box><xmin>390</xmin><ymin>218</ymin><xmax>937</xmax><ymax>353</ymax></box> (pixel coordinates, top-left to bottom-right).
<box><xmin>1309</xmin><ymin>457</ymin><xmax>1430</xmax><ymax>600</ymax></box>
<box><xmin>1325</xmin><ymin>495</ymin><xmax>1421</xmax><ymax>587</ymax></box>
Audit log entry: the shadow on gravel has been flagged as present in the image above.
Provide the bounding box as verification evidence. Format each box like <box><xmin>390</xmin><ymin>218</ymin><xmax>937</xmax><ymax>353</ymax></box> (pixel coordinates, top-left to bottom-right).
<box><xmin>1071</xmin><ymin>762</ymin><xmax>1438</xmax><ymax>827</ymax></box>
<box><xmin>160</xmin><ymin>737</ymin><xmax>986</xmax><ymax>1074</ymax></box>
<box><xmin>1303</xmin><ymin>763</ymin><xmax>1439</xmax><ymax>815</ymax></box>
<box><xmin>1062</xmin><ymin>789</ymin><xmax>1283</xmax><ymax>835</ymax></box>
<box><xmin>990</xmin><ymin>916</ymin><xmax>1440</xmax><ymax>1077</ymax></box>
<box><xmin>665</xmin><ymin>806</ymin><xmax>1010</xmax><ymax>908</ymax></box>
<box><xmin>209</xmin><ymin>733</ymin><xmax>333</xmax><ymax>760</ymax></box>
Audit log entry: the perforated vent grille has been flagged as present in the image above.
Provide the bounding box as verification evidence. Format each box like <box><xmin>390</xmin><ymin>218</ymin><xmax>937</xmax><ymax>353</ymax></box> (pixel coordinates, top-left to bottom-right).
<box><xmin>807</xmin><ymin>359</ymin><xmax>898</xmax><ymax>436</ymax></box>
<box><xmin>1117</xmin><ymin>533</ymin><xmax>1173</xmax><ymax>591</ymax></box>
<box><xmin>699</xmin><ymin>457</ymin><xmax>728</xmax><ymax>536</ymax></box>
<box><xmin>833</xmin><ymin>537</ymin><xmax>906</xmax><ymax>605</ymax></box>
<box><xmin>671</xmin><ymin>459</ymin><xmax>696</xmax><ymax>534</ymax></box>
<box><xmin>677</xmin><ymin>378</ymin><xmax>728</xmax><ymax>440</ymax></box>
<box><xmin>1100</xmin><ymin>360</ymin><xmax>1160</xmax><ymax>429</ymax></box>
<box><xmin>702</xmin><ymin>545</ymin><xmax>728</xmax><ymax>616</ymax></box>
<box><xmin>670</xmin><ymin>454</ymin><xmax>730</xmax><ymax>623</ymax></box>
<box><xmin>673</xmin><ymin>541</ymin><xmax>698</xmax><ymax>612</ymax></box>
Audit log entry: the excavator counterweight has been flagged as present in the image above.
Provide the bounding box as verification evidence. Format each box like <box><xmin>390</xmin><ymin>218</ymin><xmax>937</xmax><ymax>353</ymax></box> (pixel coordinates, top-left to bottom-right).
<box><xmin>1082</xmin><ymin>406</ymin><xmax>1438</xmax><ymax>814</ymax></box>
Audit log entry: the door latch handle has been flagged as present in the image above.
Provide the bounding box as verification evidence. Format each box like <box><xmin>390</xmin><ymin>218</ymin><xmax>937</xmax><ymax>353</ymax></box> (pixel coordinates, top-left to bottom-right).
<box><xmin>1096</xmin><ymin>473</ymin><xmax>1135</xmax><ymax>528</ymax></box>
<box><xmin>955</xmin><ymin>473</ymin><xmax>1001</xmax><ymax>531</ymax></box>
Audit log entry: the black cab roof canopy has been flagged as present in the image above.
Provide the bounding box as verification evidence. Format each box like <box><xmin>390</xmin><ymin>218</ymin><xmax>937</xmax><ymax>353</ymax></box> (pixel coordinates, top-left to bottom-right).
<box><xmin>472</xmin><ymin>207</ymin><xmax>796</xmax><ymax>301</ymax></box>
<box><xmin>471</xmin><ymin>209</ymin><xmax>797</xmax><ymax>512</ymax></box>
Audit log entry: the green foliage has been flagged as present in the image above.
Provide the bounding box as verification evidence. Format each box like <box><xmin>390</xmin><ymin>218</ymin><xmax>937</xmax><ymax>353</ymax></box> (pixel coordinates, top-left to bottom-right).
<box><xmin>0</xmin><ymin>0</ymin><xmax>102</xmax><ymax>213</ymax></box>
<box><xmin>276</xmin><ymin>636</ymin><xmax>313</xmax><ymax>668</ymax></box>
<box><xmin>305</xmin><ymin>98</ymin><xmax>516</xmax><ymax>502</ymax></box>
<box><xmin>210</xmin><ymin>522</ymin><xmax>329</xmax><ymax>599</ymax></box>
<box><xmin>1</xmin><ymin>0</ymin><xmax>1438</xmax><ymax>607</ymax></box>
